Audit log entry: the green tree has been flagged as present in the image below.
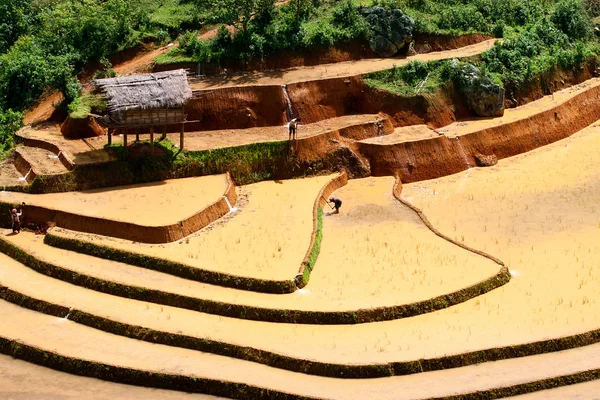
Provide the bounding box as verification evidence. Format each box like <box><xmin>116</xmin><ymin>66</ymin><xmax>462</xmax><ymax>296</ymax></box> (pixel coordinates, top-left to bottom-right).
<box><xmin>195</xmin><ymin>0</ymin><xmax>275</xmax><ymax>34</ymax></box>
<box><xmin>551</xmin><ymin>0</ymin><xmax>592</xmax><ymax>40</ymax></box>
<box><xmin>0</xmin><ymin>0</ymin><xmax>31</xmax><ymax>54</ymax></box>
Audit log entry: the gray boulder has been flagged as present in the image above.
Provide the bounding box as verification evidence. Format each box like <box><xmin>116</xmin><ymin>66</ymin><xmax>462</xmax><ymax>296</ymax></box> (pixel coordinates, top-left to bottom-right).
<box><xmin>362</xmin><ymin>6</ymin><xmax>414</xmax><ymax>57</ymax></box>
<box><xmin>456</xmin><ymin>64</ymin><xmax>505</xmax><ymax>117</ymax></box>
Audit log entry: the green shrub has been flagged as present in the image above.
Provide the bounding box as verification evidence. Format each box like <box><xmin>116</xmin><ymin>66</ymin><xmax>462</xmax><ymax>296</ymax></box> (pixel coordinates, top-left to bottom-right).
<box><xmin>67</xmin><ymin>94</ymin><xmax>107</xmax><ymax>119</ymax></box>
<box><xmin>552</xmin><ymin>0</ymin><xmax>593</xmax><ymax>40</ymax></box>
<box><xmin>0</xmin><ymin>109</ymin><xmax>22</xmax><ymax>159</ymax></box>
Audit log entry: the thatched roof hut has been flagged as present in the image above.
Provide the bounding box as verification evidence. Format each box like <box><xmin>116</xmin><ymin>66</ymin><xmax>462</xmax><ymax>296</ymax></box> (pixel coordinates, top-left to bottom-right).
<box><xmin>93</xmin><ymin>69</ymin><xmax>193</xmax><ymax>150</ymax></box>
<box><xmin>94</xmin><ymin>69</ymin><xmax>192</xmax><ymax>126</ymax></box>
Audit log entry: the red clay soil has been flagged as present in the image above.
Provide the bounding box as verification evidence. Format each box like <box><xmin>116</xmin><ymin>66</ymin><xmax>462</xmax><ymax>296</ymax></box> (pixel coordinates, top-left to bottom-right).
<box><xmin>23</xmin><ymin>92</ymin><xmax>65</xmax><ymax>126</ymax></box>
<box><xmin>60</xmin><ymin>116</ymin><xmax>106</xmax><ymax>139</ymax></box>
<box><xmin>357</xmin><ymin>79</ymin><xmax>600</xmax><ymax>181</ymax></box>
<box><xmin>287</xmin><ymin>75</ymin><xmax>457</xmax><ymax>126</ymax></box>
<box><xmin>185</xmin><ymin>76</ymin><xmax>456</xmax><ymax>132</ymax></box>
<box><xmin>185</xmin><ymin>86</ymin><xmax>288</xmax><ymax>130</ymax></box>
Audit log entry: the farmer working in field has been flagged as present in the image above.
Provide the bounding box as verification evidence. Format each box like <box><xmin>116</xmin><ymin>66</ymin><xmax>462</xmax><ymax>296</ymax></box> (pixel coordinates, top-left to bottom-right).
<box><xmin>328</xmin><ymin>196</ymin><xmax>342</xmax><ymax>214</ymax></box>
<box><xmin>288</xmin><ymin>117</ymin><xmax>301</xmax><ymax>140</ymax></box>
<box><xmin>10</xmin><ymin>205</ymin><xmax>23</xmax><ymax>234</ymax></box>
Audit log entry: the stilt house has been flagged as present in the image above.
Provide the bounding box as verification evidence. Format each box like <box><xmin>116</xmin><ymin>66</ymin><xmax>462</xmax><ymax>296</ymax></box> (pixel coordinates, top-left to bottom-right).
<box><xmin>94</xmin><ymin>69</ymin><xmax>192</xmax><ymax>150</ymax></box>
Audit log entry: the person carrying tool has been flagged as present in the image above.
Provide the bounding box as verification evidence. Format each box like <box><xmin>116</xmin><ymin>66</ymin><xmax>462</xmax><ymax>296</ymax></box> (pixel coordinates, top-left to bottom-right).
<box><xmin>327</xmin><ymin>196</ymin><xmax>342</xmax><ymax>214</ymax></box>
<box><xmin>10</xmin><ymin>205</ymin><xmax>23</xmax><ymax>234</ymax></box>
<box><xmin>288</xmin><ymin>117</ymin><xmax>301</xmax><ymax>140</ymax></box>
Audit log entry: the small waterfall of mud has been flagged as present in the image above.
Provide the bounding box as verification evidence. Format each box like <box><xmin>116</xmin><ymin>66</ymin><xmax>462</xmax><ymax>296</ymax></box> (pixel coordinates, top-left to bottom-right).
<box><xmin>282</xmin><ymin>85</ymin><xmax>294</xmax><ymax>122</ymax></box>
<box><xmin>18</xmin><ymin>168</ymin><xmax>32</xmax><ymax>182</ymax></box>
<box><xmin>223</xmin><ymin>196</ymin><xmax>238</xmax><ymax>213</ymax></box>
<box><xmin>59</xmin><ymin>307</ymin><xmax>74</xmax><ymax>322</ymax></box>
<box><xmin>48</xmin><ymin>151</ymin><xmax>62</xmax><ymax>160</ymax></box>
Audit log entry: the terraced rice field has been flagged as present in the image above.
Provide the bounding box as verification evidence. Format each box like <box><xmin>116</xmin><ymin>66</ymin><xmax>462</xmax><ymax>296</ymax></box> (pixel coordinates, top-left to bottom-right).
<box><xmin>53</xmin><ymin>175</ymin><xmax>333</xmax><ymax>280</ymax></box>
<box><xmin>0</xmin><ymin>175</ymin><xmax>228</xmax><ymax>226</ymax></box>
<box><xmin>2</xmin><ymin>37</ymin><xmax>600</xmax><ymax>399</ymax></box>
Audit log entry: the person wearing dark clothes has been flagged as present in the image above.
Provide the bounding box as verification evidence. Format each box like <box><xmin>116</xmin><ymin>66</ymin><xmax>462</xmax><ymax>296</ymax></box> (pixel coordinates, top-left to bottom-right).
<box><xmin>328</xmin><ymin>197</ymin><xmax>342</xmax><ymax>214</ymax></box>
<box><xmin>288</xmin><ymin>117</ymin><xmax>301</xmax><ymax>140</ymax></box>
<box><xmin>11</xmin><ymin>208</ymin><xmax>22</xmax><ymax>233</ymax></box>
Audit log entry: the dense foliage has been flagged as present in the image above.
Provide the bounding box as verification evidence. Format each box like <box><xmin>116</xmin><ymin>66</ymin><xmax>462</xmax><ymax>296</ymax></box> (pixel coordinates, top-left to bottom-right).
<box><xmin>366</xmin><ymin>0</ymin><xmax>599</xmax><ymax>99</ymax></box>
<box><xmin>0</xmin><ymin>0</ymin><xmax>205</xmax><ymax>158</ymax></box>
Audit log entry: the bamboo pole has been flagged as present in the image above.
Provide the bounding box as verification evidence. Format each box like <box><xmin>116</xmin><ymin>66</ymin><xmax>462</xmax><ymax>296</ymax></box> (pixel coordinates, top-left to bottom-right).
<box><xmin>150</xmin><ymin>126</ymin><xmax>154</xmax><ymax>156</ymax></box>
<box><xmin>180</xmin><ymin>122</ymin><xmax>184</xmax><ymax>150</ymax></box>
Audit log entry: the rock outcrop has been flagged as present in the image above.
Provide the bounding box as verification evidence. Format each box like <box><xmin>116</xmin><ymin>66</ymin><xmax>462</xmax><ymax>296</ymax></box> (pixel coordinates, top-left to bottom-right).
<box><xmin>362</xmin><ymin>7</ymin><xmax>414</xmax><ymax>57</ymax></box>
<box><xmin>455</xmin><ymin>63</ymin><xmax>505</xmax><ymax>117</ymax></box>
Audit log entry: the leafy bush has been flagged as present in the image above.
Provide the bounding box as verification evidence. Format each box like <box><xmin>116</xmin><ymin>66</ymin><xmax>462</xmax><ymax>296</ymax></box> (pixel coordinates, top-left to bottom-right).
<box><xmin>436</xmin><ymin>5</ymin><xmax>488</xmax><ymax>33</ymax></box>
<box><xmin>67</xmin><ymin>94</ymin><xmax>107</xmax><ymax>119</ymax></box>
<box><xmin>551</xmin><ymin>0</ymin><xmax>593</xmax><ymax>40</ymax></box>
<box><xmin>0</xmin><ymin>109</ymin><xmax>23</xmax><ymax>159</ymax></box>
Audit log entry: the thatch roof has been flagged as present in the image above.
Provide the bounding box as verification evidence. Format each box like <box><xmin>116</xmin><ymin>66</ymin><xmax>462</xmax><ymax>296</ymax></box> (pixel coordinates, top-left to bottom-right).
<box><xmin>94</xmin><ymin>70</ymin><xmax>192</xmax><ymax>114</ymax></box>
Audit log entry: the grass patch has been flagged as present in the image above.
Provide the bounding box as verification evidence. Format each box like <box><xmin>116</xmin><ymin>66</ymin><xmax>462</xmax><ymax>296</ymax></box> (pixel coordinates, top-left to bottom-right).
<box><xmin>365</xmin><ymin>59</ymin><xmax>453</xmax><ymax>95</ymax></box>
<box><xmin>298</xmin><ymin>207</ymin><xmax>323</xmax><ymax>287</ymax></box>
<box><xmin>67</xmin><ymin>94</ymin><xmax>107</xmax><ymax>119</ymax></box>
<box><xmin>154</xmin><ymin>46</ymin><xmax>195</xmax><ymax>65</ymax></box>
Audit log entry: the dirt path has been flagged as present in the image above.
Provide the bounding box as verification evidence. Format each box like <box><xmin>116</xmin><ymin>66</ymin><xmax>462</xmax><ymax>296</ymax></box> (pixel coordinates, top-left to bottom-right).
<box><xmin>438</xmin><ymin>78</ymin><xmax>600</xmax><ymax>137</ymax></box>
<box><xmin>167</xmin><ymin>114</ymin><xmax>385</xmax><ymax>151</ymax></box>
<box><xmin>19</xmin><ymin>123</ymin><xmax>113</xmax><ymax>165</ymax></box>
<box><xmin>190</xmin><ymin>39</ymin><xmax>498</xmax><ymax>90</ymax></box>
<box><xmin>0</xmin><ymin>298</ymin><xmax>599</xmax><ymax>399</ymax></box>
<box><xmin>0</xmin><ymin>354</ymin><xmax>226</xmax><ymax>400</ymax></box>
<box><xmin>113</xmin><ymin>45</ymin><xmax>176</xmax><ymax>76</ymax></box>
<box><xmin>0</xmin><ymin>175</ymin><xmax>228</xmax><ymax>226</ymax></box>
<box><xmin>360</xmin><ymin>124</ymin><xmax>439</xmax><ymax>145</ymax></box>
<box><xmin>54</xmin><ymin>175</ymin><xmax>333</xmax><ymax>280</ymax></box>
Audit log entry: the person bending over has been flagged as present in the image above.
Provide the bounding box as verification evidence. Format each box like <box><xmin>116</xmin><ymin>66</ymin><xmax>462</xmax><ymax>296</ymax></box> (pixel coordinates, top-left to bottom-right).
<box><xmin>328</xmin><ymin>197</ymin><xmax>342</xmax><ymax>214</ymax></box>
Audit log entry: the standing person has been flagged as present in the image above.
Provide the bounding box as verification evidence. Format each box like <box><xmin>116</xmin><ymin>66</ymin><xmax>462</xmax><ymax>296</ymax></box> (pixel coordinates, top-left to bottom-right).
<box><xmin>288</xmin><ymin>117</ymin><xmax>301</xmax><ymax>140</ymax></box>
<box><xmin>11</xmin><ymin>207</ymin><xmax>22</xmax><ymax>234</ymax></box>
<box><xmin>328</xmin><ymin>197</ymin><xmax>342</xmax><ymax>214</ymax></box>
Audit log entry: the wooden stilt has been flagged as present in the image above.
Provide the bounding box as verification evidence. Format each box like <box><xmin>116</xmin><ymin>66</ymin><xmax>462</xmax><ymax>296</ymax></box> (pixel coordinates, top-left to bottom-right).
<box><xmin>123</xmin><ymin>130</ymin><xmax>127</xmax><ymax>147</ymax></box>
<box><xmin>180</xmin><ymin>122</ymin><xmax>184</xmax><ymax>150</ymax></box>
<box><xmin>150</xmin><ymin>126</ymin><xmax>155</xmax><ymax>155</ymax></box>
<box><xmin>107</xmin><ymin>128</ymin><xmax>112</xmax><ymax>146</ymax></box>
<box><xmin>136</xmin><ymin>128</ymin><xmax>140</xmax><ymax>142</ymax></box>
<box><xmin>162</xmin><ymin>124</ymin><xmax>167</xmax><ymax>140</ymax></box>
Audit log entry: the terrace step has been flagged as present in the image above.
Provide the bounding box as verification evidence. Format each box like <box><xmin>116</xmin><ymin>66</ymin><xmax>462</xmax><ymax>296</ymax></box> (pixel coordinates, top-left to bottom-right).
<box><xmin>0</xmin><ymin>224</ymin><xmax>503</xmax><ymax>329</ymax></box>
<box><xmin>189</xmin><ymin>39</ymin><xmax>499</xmax><ymax>89</ymax></box>
<box><xmin>33</xmin><ymin>177</ymin><xmax>506</xmax><ymax>316</ymax></box>
<box><xmin>0</xmin><ymin>353</ymin><xmax>225</xmax><ymax>400</ymax></box>
<box><xmin>45</xmin><ymin>175</ymin><xmax>335</xmax><ymax>284</ymax></box>
<box><xmin>0</xmin><ymin>174</ymin><xmax>233</xmax><ymax>244</ymax></box>
<box><xmin>0</xmin><ymin>162</ymin><xmax>28</xmax><ymax>188</ymax></box>
<box><xmin>168</xmin><ymin>114</ymin><xmax>394</xmax><ymax>152</ymax></box>
<box><xmin>0</xmin><ymin>299</ymin><xmax>599</xmax><ymax>399</ymax></box>
<box><xmin>16</xmin><ymin>145</ymin><xmax>69</xmax><ymax>176</ymax></box>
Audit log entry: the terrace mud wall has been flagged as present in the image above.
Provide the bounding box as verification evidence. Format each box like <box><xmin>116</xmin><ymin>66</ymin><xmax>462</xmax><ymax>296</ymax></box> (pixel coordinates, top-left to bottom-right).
<box><xmin>358</xmin><ymin>82</ymin><xmax>600</xmax><ymax>181</ymax></box>
<box><xmin>5</xmin><ymin>173</ymin><xmax>237</xmax><ymax>244</ymax></box>
<box><xmin>286</xmin><ymin>76</ymin><xmax>456</xmax><ymax>127</ymax></box>
<box><xmin>187</xmin><ymin>77</ymin><xmax>456</xmax><ymax>132</ymax></box>
<box><xmin>185</xmin><ymin>86</ymin><xmax>288</xmax><ymax>131</ymax></box>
